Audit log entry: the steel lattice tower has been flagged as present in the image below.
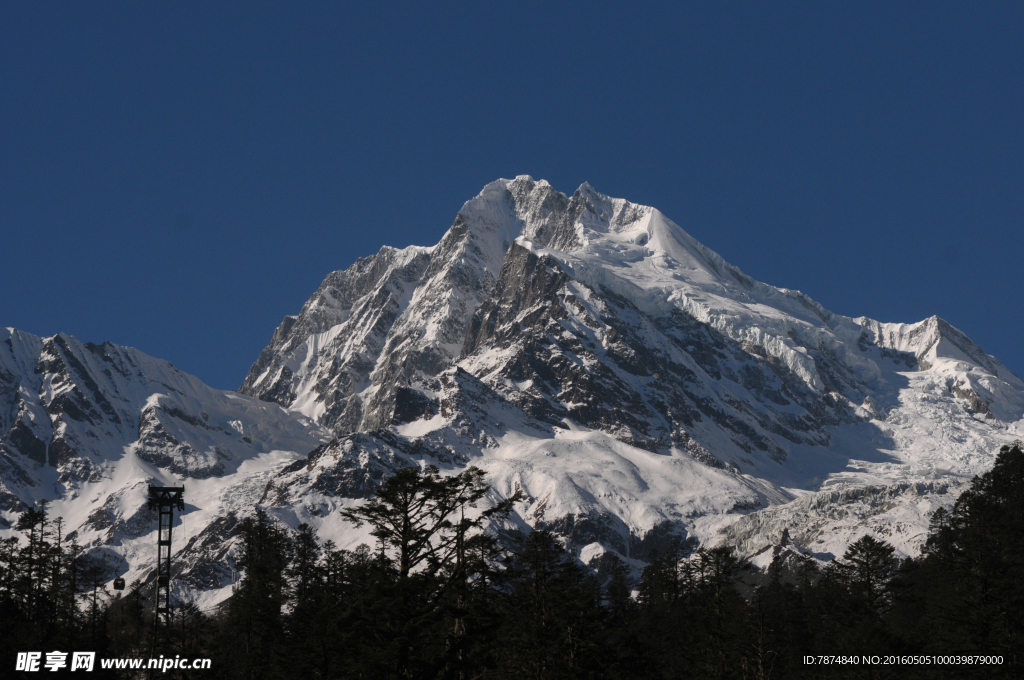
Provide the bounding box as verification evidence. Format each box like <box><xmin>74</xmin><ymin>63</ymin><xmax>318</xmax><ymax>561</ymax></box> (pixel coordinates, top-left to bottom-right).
<box><xmin>147</xmin><ymin>485</ymin><xmax>184</xmax><ymax>627</ymax></box>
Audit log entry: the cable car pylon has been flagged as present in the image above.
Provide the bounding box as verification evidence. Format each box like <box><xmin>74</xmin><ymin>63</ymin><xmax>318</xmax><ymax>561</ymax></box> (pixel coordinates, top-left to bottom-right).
<box><xmin>147</xmin><ymin>485</ymin><xmax>184</xmax><ymax>628</ymax></box>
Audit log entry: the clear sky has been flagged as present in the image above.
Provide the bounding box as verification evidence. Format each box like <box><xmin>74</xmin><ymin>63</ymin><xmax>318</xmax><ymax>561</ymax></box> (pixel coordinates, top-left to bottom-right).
<box><xmin>2</xmin><ymin>3</ymin><xmax>1021</xmax><ymax>389</ymax></box>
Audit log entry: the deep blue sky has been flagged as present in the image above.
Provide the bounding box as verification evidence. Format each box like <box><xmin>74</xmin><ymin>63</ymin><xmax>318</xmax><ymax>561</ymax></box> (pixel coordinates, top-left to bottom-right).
<box><xmin>2</xmin><ymin>3</ymin><xmax>1021</xmax><ymax>389</ymax></box>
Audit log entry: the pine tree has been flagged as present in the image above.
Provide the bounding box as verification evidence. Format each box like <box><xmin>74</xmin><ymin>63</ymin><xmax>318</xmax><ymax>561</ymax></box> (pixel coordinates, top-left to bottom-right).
<box><xmin>748</xmin><ymin>554</ymin><xmax>818</xmax><ymax>680</ymax></box>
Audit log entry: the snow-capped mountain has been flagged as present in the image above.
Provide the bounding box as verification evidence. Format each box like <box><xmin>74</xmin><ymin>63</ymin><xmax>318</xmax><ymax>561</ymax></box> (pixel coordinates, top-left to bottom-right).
<box><xmin>3</xmin><ymin>176</ymin><xmax>1023</xmax><ymax>605</ymax></box>
<box><xmin>0</xmin><ymin>328</ymin><xmax>329</xmax><ymax>603</ymax></box>
<box><xmin>239</xmin><ymin>177</ymin><xmax>1024</xmax><ymax>558</ymax></box>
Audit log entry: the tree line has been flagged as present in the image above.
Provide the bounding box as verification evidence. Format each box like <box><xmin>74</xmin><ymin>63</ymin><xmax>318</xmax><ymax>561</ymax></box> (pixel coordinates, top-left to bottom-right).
<box><xmin>3</xmin><ymin>444</ymin><xmax>1023</xmax><ymax>679</ymax></box>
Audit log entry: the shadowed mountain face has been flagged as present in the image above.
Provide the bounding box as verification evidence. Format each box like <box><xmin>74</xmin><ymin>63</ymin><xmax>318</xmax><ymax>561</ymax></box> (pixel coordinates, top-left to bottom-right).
<box><xmin>3</xmin><ymin>177</ymin><xmax>1024</xmax><ymax>605</ymax></box>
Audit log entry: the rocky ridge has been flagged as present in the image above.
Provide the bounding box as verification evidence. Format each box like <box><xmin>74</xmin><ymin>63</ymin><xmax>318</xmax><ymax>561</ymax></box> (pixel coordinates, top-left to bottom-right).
<box><xmin>3</xmin><ymin>177</ymin><xmax>1024</xmax><ymax>606</ymax></box>
<box><xmin>238</xmin><ymin>176</ymin><xmax>1024</xmax><ymax>569</ymax></box>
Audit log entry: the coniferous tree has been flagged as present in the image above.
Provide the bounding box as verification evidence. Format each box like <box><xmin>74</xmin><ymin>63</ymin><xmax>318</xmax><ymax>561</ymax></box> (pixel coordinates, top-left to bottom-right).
<box><xmin>898</xmin><ymin>443</ymin><xmax>1024</xmax><ymax>674</ymax></box>
<box><xmin>748</xmin><ymin>555</ymin><xmax>818</xmax><ymax>680</ymax></box>
<box><xmin>634</xmin><ymin>546</ymin><xmax>692</xmax><ymax>677</ymax></box>
<box><xmin>283</xmin><ymin>523</ymin><xmax>336</xmax><ymax>680</ymax></box>
<box><xmin>5</xmin><ymin>443</ymin><xmax>1024</xmax><ymax>678</ymax></box>
<box><xmin>830</xmin><ymin>535</ymin><xmax>898</xmax><ymax>619</ymax></box>
<box><xmin>689</xmin><ymin>547</ymin><xmax>749</xmax><ymax>679</ymax></box>
<box><xmin>219</xmin><ymin>508</ymin><xmax>291</xmax><ymax>680</ymax></box>
<box><xmin>339</xmin><ymin>464</ymin><xmax>517</xmax><ymax>679</ymax></box>
<box><xmin>106</xmin><ymin>578</ymin><xmax>150</xmax><ymax>660</ymax></box>
<box><xmin>494</xmin><ymin>530</ymin><xmax>604</xmax><ymax>679</ymax></box>
<box><xmin>598</xmin><ymin>556</ymin><xmax>645</xmax><ymax>680</ymax></box>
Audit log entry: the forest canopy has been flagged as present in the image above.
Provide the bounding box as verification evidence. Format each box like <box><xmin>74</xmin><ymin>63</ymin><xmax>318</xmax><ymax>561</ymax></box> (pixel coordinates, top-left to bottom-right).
<box><xmin>3</xmin><ymin>445</ymin><xmax>1022</xmax><ymax>679</ymax></box>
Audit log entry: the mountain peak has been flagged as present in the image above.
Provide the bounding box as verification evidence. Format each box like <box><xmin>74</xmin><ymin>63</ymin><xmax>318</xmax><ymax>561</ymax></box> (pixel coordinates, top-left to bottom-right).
<box><xmin>4</xmin><ymin>178</ymin><xmax>1013</xmax><ymax>608</ymax></box>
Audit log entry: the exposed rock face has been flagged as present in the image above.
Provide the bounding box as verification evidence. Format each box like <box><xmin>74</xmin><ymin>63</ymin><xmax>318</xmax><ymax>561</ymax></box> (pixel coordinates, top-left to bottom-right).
<box><xmin>0</xmin><ymin>329</ymin><xmax>327</xmax><ymax>488</ymax></box>
<box><xmin>459</xmin><ymin>241</ymin><xmax>840</xmax><ymax>460</ymax></box>
<box><xmin>3</xmin><ymin>177</ymin><xmax>1024</xmax><ymax>606</ymax></box>
<box><xmin>239</xmin><ymin>178</ymin><xmax>564</xmax><ymax>435</ymax></box>
<box><xmin>234</xmin><ymin>177</ymin><xmax>1024</xmax><ymax>573</ymax></box>
<box><xmin>0</xmin><ymin>327</ymin><xmax>329</xmax><ymax>603</ymax></box>
<box><xmin>240</xmin><ymin>245</ymin><xmax>434</xmax><ymax>432</ymax></box>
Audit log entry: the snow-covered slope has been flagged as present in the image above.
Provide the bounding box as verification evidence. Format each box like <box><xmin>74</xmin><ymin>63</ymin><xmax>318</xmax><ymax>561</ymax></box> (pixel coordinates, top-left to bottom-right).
<box><xmin>0</xmin><ymin>328</ymin><xmax>329</xmax><ymax>606</ymax></box>
<box><xmin>241</xmin><ymin>176</ymin><xmax>1024</xmax><ymax>566</ymax></box>
<box><xmin>3</xmin><ymin>177</ymin><xmax>1023</xmax><ymax>607</ymax></box>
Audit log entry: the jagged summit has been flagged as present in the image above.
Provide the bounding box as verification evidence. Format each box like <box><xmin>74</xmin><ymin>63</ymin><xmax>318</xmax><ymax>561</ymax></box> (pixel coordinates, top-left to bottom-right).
<box><xmin>3</xmin><ymin>178</ymin><xmax>1023</xmax><ymax>606</ymax></box>
<box><xmin>240</xmin><ymin>178</ymin><xmax>836</xmax><ymax>430</ymax></box>
<box><xmin>238</xmin><ymin>174</ymin><xmax>1023</xmax><ymax>522</ymax></box>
